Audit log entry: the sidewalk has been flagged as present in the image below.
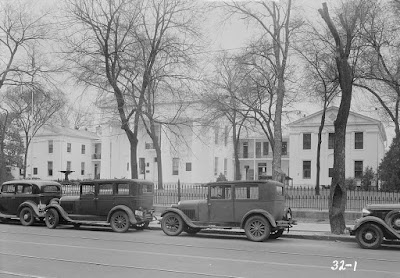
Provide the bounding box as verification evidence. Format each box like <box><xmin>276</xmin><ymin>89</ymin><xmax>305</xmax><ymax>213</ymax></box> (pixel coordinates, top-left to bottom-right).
<box><xmin>148</xmin><ymin>214</ymin><xmax>355</xmax><ymax>242</ymax></box>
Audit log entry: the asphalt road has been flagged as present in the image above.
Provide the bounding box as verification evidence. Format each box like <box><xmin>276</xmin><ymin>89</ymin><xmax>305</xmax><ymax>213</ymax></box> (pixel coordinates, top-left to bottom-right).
<box><xmin>0</xmin><ymin>221</ymin><xmax>399</xmax><ymax>278</ymax></box>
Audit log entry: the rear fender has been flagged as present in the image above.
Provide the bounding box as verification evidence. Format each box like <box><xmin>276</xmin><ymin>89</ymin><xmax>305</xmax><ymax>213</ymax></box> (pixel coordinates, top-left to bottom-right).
<box><xmin>352</xmin><ymin>216</ymin><xmax>400</xmax><ymax>239</ymax></box>
<box><xmin>161</xmin><ymin>208</ymin><xmax>198</xmax><ymax>228</ymax></box>
<box><xmin>18</xmin><ymin>201</ymin><xmax>42</xmax><ymax>218</ymax></box>
<box><xmin>107</xmin><ymin>205</ymin><xmax>137</xmax><ymax>225</ymax></box>
<box><xmin>241</xmin><ymin>209</ymin><xmax>277</xmax><ymax>229</ymax></box>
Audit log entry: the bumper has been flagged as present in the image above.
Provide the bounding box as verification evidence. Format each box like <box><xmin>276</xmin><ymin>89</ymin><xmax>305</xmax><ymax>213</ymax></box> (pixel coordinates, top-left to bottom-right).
<box><xmin>135</xmin><ymin>209</ymin><xmax>155</xmax><ymax>223</ymax></box>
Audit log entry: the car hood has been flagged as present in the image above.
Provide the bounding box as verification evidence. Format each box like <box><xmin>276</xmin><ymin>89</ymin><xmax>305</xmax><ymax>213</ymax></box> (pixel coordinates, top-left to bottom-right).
<box><xmin>366</xmin><ymin>203</ymin><xmax>400</xmax><ymax>210</ymax></box>
<box><xmin>60</xmin><ymin>195</ymin><xmax>80</xmax><ymax>203</ymax></box>
<box><xmin>178</xmin><ymin>199</ymin><xmax>206</xmax><ymax>209</ymax></box>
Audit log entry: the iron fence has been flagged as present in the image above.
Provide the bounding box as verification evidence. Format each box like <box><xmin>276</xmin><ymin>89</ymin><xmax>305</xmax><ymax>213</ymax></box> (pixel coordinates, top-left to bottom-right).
<box><xmin>60</xmin><ymin>183</ymin><xmax>400</xmax><ymax>211</ymax></box>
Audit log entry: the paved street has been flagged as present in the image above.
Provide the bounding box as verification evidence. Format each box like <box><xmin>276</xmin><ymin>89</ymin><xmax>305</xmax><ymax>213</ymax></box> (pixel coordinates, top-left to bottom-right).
<box><xmin>0</xmin><ymin>221</ymin><xmax>399</xmax><ymax>278</ymax></box>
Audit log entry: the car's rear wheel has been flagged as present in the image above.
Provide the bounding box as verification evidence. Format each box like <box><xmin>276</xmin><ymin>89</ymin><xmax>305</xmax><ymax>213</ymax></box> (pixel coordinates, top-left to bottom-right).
<box><xmin>161</xmin><ymin>212</ymin><xmax>184</xmax><ymax>236</ymax></box>
<box><xmin>269</xmin><ymin>228</ymin><xmax>284</xmax><ymax>239</ymax></box>
<box><xmin>19</xmin><ymin>207</ymin><xmax>35</xmax><ymax>226</ymax></box>
<box><xmin>110</xmin><ymin>211</ymin><xmax>130</xmax><ymax>233</ymax></box>
<box><xmin>355</xmin><ymin>223</ymin><xmax>383</xmax><ymax>249</ymax></box>
<box><xmin>384</xmin><ymin>210</ymin><xmax>400</xmax><ymax>232</ymax></box>
<box><xmin>133</xmin><ymin>221</ymin><xmax>149</xmax><ymax>230</ymax></box>
<box><xmin>45</xmin><ymin>208</ymin><xmax>59</xmax><ymax>229</ymax></box>
<box><xmin>244</xmin><ymin>215</ymin><xmax>271</xmax><ymax>242</ymax></box>
<box><xmin>184</xmin><ymin>225</ymin><xmax>201</xmax><ymax>235</ymax></box>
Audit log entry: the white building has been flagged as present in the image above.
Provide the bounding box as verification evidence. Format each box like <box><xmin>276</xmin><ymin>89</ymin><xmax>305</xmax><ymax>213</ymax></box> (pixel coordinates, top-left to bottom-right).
<box><xmin>21</xmin><ymin>107</ymin><xmax>387</xmax><ymax>186</ymax></box>
<box><xmin>287</xmin><ymin>106</ymin><xmax>387</xmax><ymax>187</ymax></box>
<box><xmin>24</xmin><ymin>126</ymin><xmax>101</xmax><ymax>181</ymax></box>
<box><xmin>237</xmin><ymin>135</ymin><xmax>290</xmax><ymax>181</ymax></box>
<box><xmin>99</xmin><ymin>120</ymin><xmax>234</xmax><ymax>183</ymax></box>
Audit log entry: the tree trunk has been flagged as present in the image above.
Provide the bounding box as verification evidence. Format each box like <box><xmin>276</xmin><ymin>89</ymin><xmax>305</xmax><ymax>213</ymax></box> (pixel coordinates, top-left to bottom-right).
<box><xmin>272</xmin><ymin>78</ymin><xmax>284</xmax><ymax>182</ymax></box>
<box><xmin>232</xmin><ymin>124</ymin><xmax>241</xmax><ymax>180</ymax></box>
<box><xmin>124</xmin><ymin>129</ymin><xmax>138</xmax><ymax>179</ymax></box>
<box><xmin>329</xmin><ymin>61</ymin><xmax>352</xmax><ymax>234</ymax></box>
<box><xmin>315</xmin><ymin>106</ymin><xmax>328</xmax><ymax>196</ymax></box>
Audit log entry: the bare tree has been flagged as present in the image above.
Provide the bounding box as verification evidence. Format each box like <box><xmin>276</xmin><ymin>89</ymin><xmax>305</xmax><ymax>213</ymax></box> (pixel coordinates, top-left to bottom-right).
<box><xmin>354</xmin><ymin>1</ymin><xmax>400</xmax><ymax>137</ymax></box>
<box><xmin>137</xmin><ymin>0</ymin><xmax>203</xmax><ymax>188</ymax></box>
<box><xmin>203</xmin><ymin>51</ymin><xmax>251</xmax><ymax>180</ymax></box>
<box><xmin>0</xmin><ymin>1</ymin><xmax>53</xmax><ymax>183</ymax></box>
<box><xmin>318</xmin><ymin>0</ymin><xmax>373</xmax><ymax>234</ymax></box>
<box><xmin>295</xmin><ymin>25</ymin><xmax>340</xmax><ymax>195</ymax></box>
<box><xmin>64</xmin><ymin>0</ymin><xmax>146</xmax><ymax>179</ymax></box>
<box><xmin>224</xmin><ymin>0</ymin><xmax>302</xmax><ymax>182</ymax></box>
<box><xmin>5</xmin><ymin>85</ymin><xmax>65</xmax><ymax>178</ymax></box>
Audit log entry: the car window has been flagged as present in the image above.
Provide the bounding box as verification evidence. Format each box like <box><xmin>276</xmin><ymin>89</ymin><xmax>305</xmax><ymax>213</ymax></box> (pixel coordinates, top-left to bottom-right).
<box><xmin>210</xmin><ymin>185</ymin><xmax>232</xmax><ymax>199</ymax></box>
<box><xmin>276</xmin><ymin>185</ymin><xmax>284</xmax><ymax>195</ymax></box>
<box><xmin>43</xmin><ymin>185</ymin><xmax>60</xmax><ymax>193</ymax></box>
<box><xmin>99</xmin><ymin>183</ymin><xmax>113</xmax><ymax>195</ymax></box>
<box><xmin>2</xmin><ymin>184</ymin><xmax>15</xmax><ymax>193</ymax></box>
<box><xmin>16</xmin><ymin>185</ymin><xmax>24</xmax><ymax>193</ymax></box>
<box><xmin>235</xmin><ymin>185</ymin><xmax>259</xmax><ymax>200</ymax></box>
<box><xmin>23</xmin><ymin>185</ymin><xmax>33</xmax><ymax>194</ymax></box>
<box><xmin>142</xmin><ymin>184</ymin><xmax>153</xmax><ymax>193</ymax></box>
<box><xmin>81</xmin><ymin>184</ymin><xmax>95</xmax><ymax>195</ymax></box>
<box><xmin>116</xmin><ymin>183</ymin><xmax>129</xmax><ymax>195</ymax></box>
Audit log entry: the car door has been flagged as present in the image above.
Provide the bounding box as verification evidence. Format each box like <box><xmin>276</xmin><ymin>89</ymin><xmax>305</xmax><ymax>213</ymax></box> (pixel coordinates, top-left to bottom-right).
<box><xmin>13</xmin><ymin>184</ymin><xmax>38</xmax><ymax>213</ymax></box>
<box><xmin>0</xmin><ymin>184</ymin><xmax>15</xmax><ymax>214</ymax></box>
<box><xmin>208</xmin><ymin>184</ymin><xmax>234</xmax><ymax>224</ymax></box>
<box><xmin>79</xmin><ymin>183</ymin><xmax>97</xmax><ymax>218</ymax></box>
<box><xmin>96</xmin><ymin>182</ymin><xmax>115</xmax><ymax>218</ymax></box>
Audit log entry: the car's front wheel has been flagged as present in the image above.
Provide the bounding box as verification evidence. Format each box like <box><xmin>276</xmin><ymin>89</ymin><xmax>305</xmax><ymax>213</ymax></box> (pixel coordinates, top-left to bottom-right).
<box><xmin>355</xmin><ymin>223</ymin><xmax>383</xmax><ymax>249</ymax></box>
<box><xmin>161</xmin><ymin>212</ymin><xmax>184</xmax><ymax>236</ymax></box>
<box><xmin>45</xmin><ymin>208</ymin><xmax>59</xmax><ymax>229</ymax></box>
<box><xmin>110</xmin><ymin>211</ymin><xmax>130</xmax><ymax>233</ymax></box>
<box><xmin>244</xmin><ymin>215</ymin><xmax>271</xmax><ymax>242</ymax></box>
<box><xmin>19</xmin><ymin>207</ymin><xmax>35</xmax><ymax>226</ymax></box>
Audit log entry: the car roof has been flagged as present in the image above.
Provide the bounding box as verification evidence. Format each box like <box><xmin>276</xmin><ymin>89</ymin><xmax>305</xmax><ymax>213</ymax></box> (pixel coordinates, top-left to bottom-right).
<box><xmin>2</xmin><ymin>180</ymin><xmax>62</xmax><ymax>189</ymax></box>
<box><xmin>203</xmin><ymin>180</ymin><xmax>283</xmax><ymax>187</ymax></box>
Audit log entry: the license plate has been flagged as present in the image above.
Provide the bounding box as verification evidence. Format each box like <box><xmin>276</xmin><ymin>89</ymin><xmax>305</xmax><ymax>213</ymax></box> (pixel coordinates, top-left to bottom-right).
<box><xmin>135</xmin><ymin>210</ymin><xmax>143</xmax><ymax>217</ymax></box>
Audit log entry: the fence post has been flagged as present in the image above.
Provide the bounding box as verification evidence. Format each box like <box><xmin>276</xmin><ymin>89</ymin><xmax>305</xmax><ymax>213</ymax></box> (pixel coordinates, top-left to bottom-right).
<box><xmin>178</xmin><ymin>179</ymin><xmax>181</xmax><ymax>202</ymax></box>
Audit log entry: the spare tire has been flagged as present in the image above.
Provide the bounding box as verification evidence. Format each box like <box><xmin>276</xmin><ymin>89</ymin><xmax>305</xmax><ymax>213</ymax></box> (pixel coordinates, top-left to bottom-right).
<box><xmin>384</xmin><ymin>210</ymin><xmax>400</xmax><ymax>232</ymax></box>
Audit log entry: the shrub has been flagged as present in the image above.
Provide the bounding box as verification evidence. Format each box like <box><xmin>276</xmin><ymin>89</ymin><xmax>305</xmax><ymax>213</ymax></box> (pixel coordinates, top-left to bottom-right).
<box><xmin>216</xmin><ymin>173</ymin><xmax>227</xmax><ymax>182</ymax></box>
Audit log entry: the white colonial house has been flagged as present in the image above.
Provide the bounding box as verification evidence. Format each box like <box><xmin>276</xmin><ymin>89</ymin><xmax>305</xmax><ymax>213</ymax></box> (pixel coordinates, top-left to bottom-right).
<box><xmin>19</xmin><ymin>106</ymin><xmax>387</xmax><ymax>187</ymax></box>
<box><xmin>99</xmin><ymin>120</ymin><xmax>234</xmax><ymax>183</ymax></box>
<box><xmin>287</xmin><ymin>106</ymin><xmax>387</xmax><ymax>187</ymax></box>
<box><xmin>23</xmin><ymin>126</ymin><xmax>101</xmax><ymax>181</ymax></box>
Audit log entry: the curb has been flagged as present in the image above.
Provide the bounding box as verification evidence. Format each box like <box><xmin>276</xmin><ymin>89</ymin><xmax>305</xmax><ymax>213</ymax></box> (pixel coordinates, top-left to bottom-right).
<box><xmin>148</xmin><ymin>222</ymin><xmax>355</xmax><ymax>242</ymax></box>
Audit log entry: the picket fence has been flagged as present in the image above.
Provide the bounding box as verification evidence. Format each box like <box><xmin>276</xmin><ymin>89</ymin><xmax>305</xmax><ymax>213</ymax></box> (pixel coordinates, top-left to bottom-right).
<box><xmin>61</xmin><ymin>183</ymin><xmax>400</xmax><ymax>212</ymax></box>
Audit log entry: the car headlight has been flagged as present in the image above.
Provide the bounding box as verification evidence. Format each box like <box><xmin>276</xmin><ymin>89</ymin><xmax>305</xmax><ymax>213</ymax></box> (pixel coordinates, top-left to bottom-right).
<box><xmin>361</xmin><ymin>208</ymin><xmax>371</xmax><ymax>217</ymax></box>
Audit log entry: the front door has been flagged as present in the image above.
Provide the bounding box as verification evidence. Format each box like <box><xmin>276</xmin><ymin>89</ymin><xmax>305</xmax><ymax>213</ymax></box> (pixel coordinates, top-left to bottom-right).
<box><xmin>0</xmin><ymin>184</ymin><xmax>15</xmax><ymax>214</ymax></box>
<box><xmin>78</xmin><ymin>183</ymin><xmax>97</xmax><ymax>219</ymax></box>
<box><xmin>208</xmin><ymin>184</ymin><xmax>234</xmax><ymax>224</ymax></box>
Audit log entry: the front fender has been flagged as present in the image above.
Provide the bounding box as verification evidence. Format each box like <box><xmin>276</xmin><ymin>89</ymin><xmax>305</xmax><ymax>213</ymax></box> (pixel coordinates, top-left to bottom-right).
<box><xmin>351</xmin><ymin>216</ymin><xmax>400</xmax><ymax>239</ymax></box>
<box><xmin>161</xmin><ymin>208</ymin><xmax>199</xmax><ymax>228</ymax></box>
<box><xmin>45</xmin><ymin>203</ymin><xmax>72</xmax><ymax>222</ymax></box>
<box><xmin>240</xmin><ymin>209</ymin><xmax>277</xmax><ymax>229</ymax></box>
<box><xmin>18</xmin><ymin>201</ymin><xmax>42</xmax><ymax>218</ymax></box>
<box><xmin>107</xmin><ymin>205</ymin><xmax>137</xmax><ymax>225</ymax></box>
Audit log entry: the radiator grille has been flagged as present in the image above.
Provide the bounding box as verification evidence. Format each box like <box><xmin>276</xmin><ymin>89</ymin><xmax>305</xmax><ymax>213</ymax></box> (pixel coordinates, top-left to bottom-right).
<box><xmin>182</xmin><ymin>209</ymin><xmax>196</xmax><ymax>220</ymax></box>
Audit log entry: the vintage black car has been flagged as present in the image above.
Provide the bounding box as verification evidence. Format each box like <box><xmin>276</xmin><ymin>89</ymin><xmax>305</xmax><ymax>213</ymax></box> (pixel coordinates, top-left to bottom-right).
<box><xmin>351</xmin><ymin>204</ymin><xmax>400</xmax><ymax>249</ymax></box>
<box><xmin>0</xmin><ymin>180</ymin><xmax>62</xmax><ymax>226</ymax></box>
<box><xmin>161</xmin><ymin>180</ymin><xmax>295</xmax><ymax>242</ymax></box>
<box><xmin>44</xmin><ymin>179</ymin><xmax>154</xmax><ymax>233</ymax></box>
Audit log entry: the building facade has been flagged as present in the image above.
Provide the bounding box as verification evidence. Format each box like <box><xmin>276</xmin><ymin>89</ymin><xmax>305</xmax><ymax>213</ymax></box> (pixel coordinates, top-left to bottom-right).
<box><xmin>287</xmin><ymin>107</ymin><xmax>387</xmax><ymax>187</ymax></box>
<box><xmin>20</xmin><ymin>107</ymin><xmax>387</xmax><ymax>186</ymax></box>
<box><xmin>23</xmin><ymin>126</ymin><xmax>101</xmax><ymax>181</ymax></box>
